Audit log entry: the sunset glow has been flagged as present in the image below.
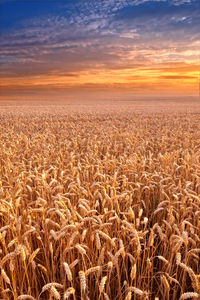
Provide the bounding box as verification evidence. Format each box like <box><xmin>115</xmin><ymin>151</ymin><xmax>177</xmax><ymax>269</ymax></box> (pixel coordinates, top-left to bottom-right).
<box><xmin>0</xmin><ymin>0</ymin><xmax>199</xmax><ymax>98</ymax></box>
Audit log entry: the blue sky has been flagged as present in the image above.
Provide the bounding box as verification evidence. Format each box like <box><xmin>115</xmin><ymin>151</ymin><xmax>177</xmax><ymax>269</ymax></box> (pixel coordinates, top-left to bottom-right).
<box><xmin>0</xmin><ymin>0</ymin><xmax>199</xmax><ymax>96</ymax></box>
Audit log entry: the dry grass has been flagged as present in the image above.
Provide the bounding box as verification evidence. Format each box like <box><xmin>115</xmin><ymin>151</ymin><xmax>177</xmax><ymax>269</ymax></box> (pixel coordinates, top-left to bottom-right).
<box><xmin>0</xmin><ymin>100</ymin><xmax>200</xmax><ymax>299</ymax></box>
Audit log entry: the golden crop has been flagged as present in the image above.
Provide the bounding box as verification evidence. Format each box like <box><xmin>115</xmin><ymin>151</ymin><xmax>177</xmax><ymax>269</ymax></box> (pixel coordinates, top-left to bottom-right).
<box><xmin>0</xmin><ymin>100</ymin><xmax>200</xmax><ymax>299</ymax></box>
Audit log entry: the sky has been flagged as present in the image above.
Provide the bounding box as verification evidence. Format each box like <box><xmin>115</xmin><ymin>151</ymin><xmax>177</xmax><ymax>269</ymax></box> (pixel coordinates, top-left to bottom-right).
<box><xmin>0</xmin><ymin>0</ymin><xmax>199</xmax><ymax>99</ymax></box>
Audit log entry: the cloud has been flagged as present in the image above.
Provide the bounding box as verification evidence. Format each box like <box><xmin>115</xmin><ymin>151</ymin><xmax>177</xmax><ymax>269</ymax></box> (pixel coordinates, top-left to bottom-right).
<box><xmin>114</xmin><ymin>1</ymin><xmax>199</xmax><ymax>31</ymax></box>
<box><xmin>0</xmin><ymin>0</ymin><xmax>199</xmax><ymax>96</ymax></box>
<box><xmin>160</xmin><ymin>75</ymin><xmax>196</xmax><ymax>79</ymax></box>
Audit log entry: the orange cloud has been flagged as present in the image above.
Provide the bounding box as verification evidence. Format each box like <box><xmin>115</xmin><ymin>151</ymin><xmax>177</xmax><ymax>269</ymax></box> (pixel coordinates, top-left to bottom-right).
<box><xmin>1</xmin><ymin>60</ymin><xmax>198</xmax><ymax>97</ymax></box>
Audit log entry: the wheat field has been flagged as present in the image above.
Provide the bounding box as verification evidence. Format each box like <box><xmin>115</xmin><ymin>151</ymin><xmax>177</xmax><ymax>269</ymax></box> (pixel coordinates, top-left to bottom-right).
<box><xmin>0</xmin><ymin>99</ymin><xmax>200</xmax><ymax>300</ymax></box>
